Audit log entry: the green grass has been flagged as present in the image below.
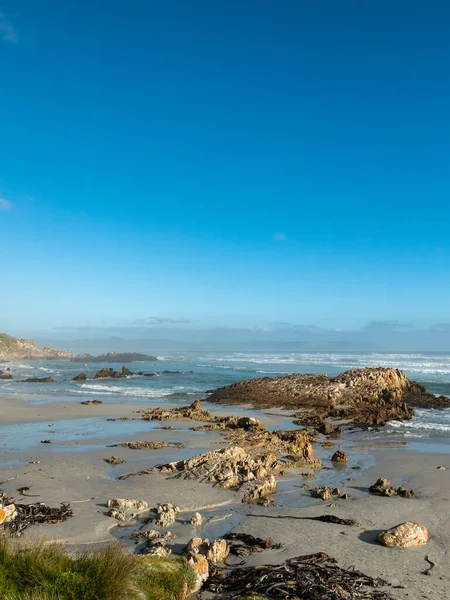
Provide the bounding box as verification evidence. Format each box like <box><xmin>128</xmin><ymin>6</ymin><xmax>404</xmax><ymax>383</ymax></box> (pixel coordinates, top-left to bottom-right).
<box><xmin>0</xmin><ymin>538</ymin><xmax>195</xmax><ymax>600</ymax></box>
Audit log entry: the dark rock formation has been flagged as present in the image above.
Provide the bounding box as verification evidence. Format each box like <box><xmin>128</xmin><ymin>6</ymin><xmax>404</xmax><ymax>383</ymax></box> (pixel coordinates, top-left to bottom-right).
<box><xmin>94</xmin><ymin>366</ymin><xmax>133</xmax><ymax>379</ymax></box>
<box><xmin>369</xmin><ymin>477</ymin><xmax>415</xmax><ymax>498</ymax></box>
<box><xmin>0</xmin><ymin>371</ymin><xmax>12</xmax><ymax>380</ymax></box>
<box><xmin>72</xmin><ymin>372</ymin><xmax>87</xmax><ymax>381</ymax></box>
<box><xmin>72</xmin><ymin>352</ymin><xmax>157</xmax><ymax>362</ymax></box>
<box><xmin>206</xmin><ymin>367</ymin><xmax>450</xmax><ymax>428</ymax></box>
<box><xmin>21</xmin><ymin>377</ymin><xmax>55</xmax><ymax>383</ymax></box>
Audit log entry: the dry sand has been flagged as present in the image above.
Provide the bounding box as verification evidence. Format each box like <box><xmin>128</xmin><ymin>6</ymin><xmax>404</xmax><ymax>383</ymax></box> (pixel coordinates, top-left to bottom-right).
<box><xmin>0</xmin><ymin>395</ymin><xmax>449</xmax><ymax>600</ymax></box>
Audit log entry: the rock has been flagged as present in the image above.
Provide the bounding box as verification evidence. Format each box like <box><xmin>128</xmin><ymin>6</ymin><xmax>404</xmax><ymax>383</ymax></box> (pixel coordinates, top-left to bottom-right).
<box><xmin>397</xmin><ymin>486</ymin><xmax>415</xmax><ymax>499</ymax></box>
<box><xmin>184</xmin><ymin>536</ymin><xmax>229</xmax><ymax>563</ymax></box>
<box><xmin>240</xmin><ymin>475</ymin><xmax>277</xmax><ymax>504</ymax></box>
<box><xmin>189</xmin><ymin>512</ymin><xmax>203</xmax><ymax>526</ymax></box>
<box><xmin>150</xmin><ymin>446</ymin><xmax>285</xmax><ymax>490</ymax></box>
<box><xmin>207</xmin><ymin>367</ymin><xmax>450</xmax><ymax>427</ymax></box>
<box><xmin>369</xmin><ymin>478</ymin><xmax>415</xmax><ymax>498</ymax></box>
<box><xmin>207</xmin><ymin>539</ymin><xmax>229</xmax><ymax>563</ymax></box>
<box><xmin>311</xmin><ymin>486</ymin><xmax>341</xmax><ymax>501</ymax></box>
<box><xmin>122</xmin><ymin>366</ymin><xmax>133</xmax><ymax>376</ymax></box>
<box><xmin>144</xmin><ymin>543</ymin><xmax>171</xmax><ymax>557</ymax></box>
<box><xmin>0</xmin><ymin>373</ymin><xmax>12</xmax><ymax>379</ymax></box>
<box><xmin>95</xmin><ymin>367</ymin><xmax>122</xmax><ymax>379</ymax></box>
<box><xmin>40</xmin><ymin>439</ymin><xmax>52</xmax><ymax>444</ymax></box>
<box><xmin>437</xmin><ymin>465</ymin><xmax>446</xmax><ymax>470</ymax></box>
<box><xmin>107</xmin><ymin>498</ymin><xmax>148</xmax><ymax>511</ymax></box>
<box><xmin>377</xmin><ymin>522</ymin><xmax>429</xmax><ymax>548</ymax></box>
<box><xmin>369</xmin><ymin>478</ymin><xmax>397</xmax><ymax>497</ymax></box>
<box><xmin>139</xmin><ymin>400</ymin><xmax>212</xmax><ymax>422</ymax></box>
<box><xmin>81</xmin><ymin>399</ymin><xmax>103</xmax><ymax>405</ymax></box>
<box><xmin>105</xmin><ymin>456</ymin><xmax>125</xmax><ymax>465</ymax></box>
<box><xmin>0</xmin><ymin>504</ymin><xmax>18</xmax><ymax>524</ymax></box>
<box><xmin>331</xmin><ymin>450</ymin><xmax>348</xmax><ymax>463</ymax></box>
<box><xmin>340</xmin><ymin>493</ymin><xmax>351</xmax><ymax>500</ymax></box>
<box><xmin>154</xmin><ymin>503</ymin><xmax>180</xmax><ymax>527</ymax></box>
<box><xmin>111</xmin><ymin>441</ymin><xmax>183</xmax><ymax>450</ymax></box>
<box><xmin>72</xmin><ymin>372</ymin><xmax>87</xmax><ymax>381</ymax></box>
<box><xmin>188</xmin><ymin>554</ymin><xmax>209</xmax><ymax>592</ymax></box>
<box><xmin>22</xmin><ymin>377</ymin><xmax>55</xmax><ymax>383</ymax></box>
<box><xmin>108</xmin><ymin>508</ymin><xmax>126</xmax><ymax>521</ymax></box>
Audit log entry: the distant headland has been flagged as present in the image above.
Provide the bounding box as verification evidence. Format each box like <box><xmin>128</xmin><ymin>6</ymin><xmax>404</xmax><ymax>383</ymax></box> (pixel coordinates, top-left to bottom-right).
<box><xmin>0</xmin><ymin>334</ymin><xmax>157</xmax><ymax>362</ymax></box>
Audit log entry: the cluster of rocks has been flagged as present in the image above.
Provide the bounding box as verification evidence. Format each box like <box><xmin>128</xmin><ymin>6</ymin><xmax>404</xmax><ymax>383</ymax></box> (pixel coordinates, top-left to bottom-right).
<box><xmin>184</xmin><ymin>537</ymin><xmax>230</xmax><ymax>591</ymax></box>
<box><xmin>21</xmin><ymin>377</ymin><xmax>55</xmax><ymax>383</ymax></box>
<box><xmin>140</xmin><ymin>530</ymin><xmax>176</xmax><ymax>557</ymax></box>
<box><xmin>310</xmin><ymin>486</ymin><xmax>350</xmax><ymax>501</ymax></box>
<box><xmin>120</xmin><ymin>446</ymin><xmax>284</xmax><ymax>504</ymax></box>
<box><xmin>369</xmin><ymin>477</ymin><xmax>415</xmax><ymax>498</ymax></box>
<box><xmin>107</xmin><ymin>498</ymin><xmax>149</xmax><ymax>521</ymax></box>
<box><xmin>139</xmin><ymin>399</ymin><xmax>212</xmax><ymax>422</ymax></box>
<box><xmin>95</xmin><ymin>366</ymin><xmax>133</xmax><ymax>379</ymax></box>
<box><xmin>153</xmin><ymin>503</ymin><xmax>180</xmax><ymax>527</ymax></box>
<box><xmin>110</xmin><ymin>441</ymin><xmax>184</xmax><ymax>450</ymax></box>
<box><xmin>206</xmin><ymin>367</ymin><xmax>450</xmax><ymax>427</ymax></box>
<box><xmin>0</xmin><ymin>369</ymin><xmax>12</xmax><ymax>380</ymax></box>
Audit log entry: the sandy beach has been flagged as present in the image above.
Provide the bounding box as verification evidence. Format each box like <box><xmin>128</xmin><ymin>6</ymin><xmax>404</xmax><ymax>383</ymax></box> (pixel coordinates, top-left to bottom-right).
<box><xmin>1</xmin><ymin>393</ymin><xmax>449</xmax><ymax>600</ymax></box>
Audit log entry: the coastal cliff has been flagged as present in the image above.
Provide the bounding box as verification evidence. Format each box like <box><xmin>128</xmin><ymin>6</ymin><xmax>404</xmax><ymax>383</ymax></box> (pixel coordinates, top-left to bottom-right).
<box><xmin>0</xmin><ymin>334</ymin><xmax>72</xmax><ymax>361</ymax></box>
<box><xmin>207</xmin><ymin>367</ymin><xmax>450</xmax><ymax>427</ymax></box>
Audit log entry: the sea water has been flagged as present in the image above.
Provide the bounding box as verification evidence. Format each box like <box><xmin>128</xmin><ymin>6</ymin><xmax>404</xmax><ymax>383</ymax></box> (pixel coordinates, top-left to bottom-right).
<box><xmin>1</xmin><ymin>351</ymin><xmax>450</xmax><ymax>440</ymax></box>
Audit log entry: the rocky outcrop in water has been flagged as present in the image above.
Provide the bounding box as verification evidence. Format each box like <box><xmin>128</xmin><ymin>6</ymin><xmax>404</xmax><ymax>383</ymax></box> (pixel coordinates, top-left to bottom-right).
<box><xmin>95</xmin><ymin>366</ymin><xmax>133</xmax><ymax>379</ymax></box>
<box><xmin>72</xmin><ymin>352</ymin><xmax>157</xmax><ymax>362</ymax></box>
<box><xmin>0</xmin><ymin>333</ymin><xmax>72</xmax><ymax>360</ymax></box>
<box><xmin>206</xmin><ymin>367</ymin><xmax>450</xmax><ymax>427</ymax></box>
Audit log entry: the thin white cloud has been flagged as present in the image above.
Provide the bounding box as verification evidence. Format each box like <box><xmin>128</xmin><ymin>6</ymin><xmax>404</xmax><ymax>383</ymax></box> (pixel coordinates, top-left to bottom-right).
<box><xmin>0</xmin><ymin>9</ymin><xmax>17</xmax><ymax>43</ymax></box>
<box><xmin>274</xmin><ymin>232</ymin><xmax>287</xmax><ymax>241</ymax></box>
<box><xmin>0</xmin><ymin>198</ymin><xmax>12</xmax><ymax>211</ymax></box>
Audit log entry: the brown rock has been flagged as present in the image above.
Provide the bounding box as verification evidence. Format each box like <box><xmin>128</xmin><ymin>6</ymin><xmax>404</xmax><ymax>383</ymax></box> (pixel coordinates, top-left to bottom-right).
<box><xmin>140</xmin><ymin>400</ymin><xmax>212</xmax><ymax>422</ymax></box>
<box><xmin>369</xmin><ymin>478</ymin><xmax>397</xmax><ymax>497</ymax></box>
<box><xmin>331</xmin><ymin>450</ymin><xmax>348</xmax><ymax>463</ymax></box>
<box><xmin>112</xmin><ymin>441</ymin><xmax>183</xmax><ymax>450</ymax></box>
<box><xmin>240</xmin><ymin>475</ymin><xmax>277</xmax><ymax>504</ymax></box>
<box><xmin>81</xmin><ymin>399</ymin><xmax>103</xmax><ymax>405</ymax></box>
<box><xmin>105</xmin><ymin>456</ymin><xmax>125</xmax><ymax>465</ymax></box>
<box><xmin>154</xmin><ymin>503</ymin><xmax>180</xmax><ymax>527</ymax></box>
<box><xmin>73</xmin><ymin>372</ymin><xmax>87</xmax><ymax>381</ymax></box>
<box><xmin>188</xmin><ymin>554</ymin><xmax>209</xmax><ymax>592</ymax></box>
<box><xmin>311</xmin><ymin>486</ymin><xmax>341</xmax><ymax>501</ymax></box>
<box><xmin>207</xmin><ymin>539</ymin><xmax>229</xmax><ymax>563</ymax></box>
<box><xmin>377</xmin><ymin>522</ymin><xmax>428</xmax><ymax>548</ymax></box>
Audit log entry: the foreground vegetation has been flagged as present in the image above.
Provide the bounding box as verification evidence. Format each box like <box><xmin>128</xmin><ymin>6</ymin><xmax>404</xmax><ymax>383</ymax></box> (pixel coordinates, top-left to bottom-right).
<box><xmin>0</xmin><ymin>537</ymin><xmax>195</xmax><ymax>600</ymax></box>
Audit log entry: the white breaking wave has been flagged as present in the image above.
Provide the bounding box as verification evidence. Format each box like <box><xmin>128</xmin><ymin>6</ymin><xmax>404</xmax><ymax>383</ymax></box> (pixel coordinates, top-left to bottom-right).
<box><xmin>76</xmin><ymin>383</ymin><xmax>200</xmax><ymax>398</ymax></box>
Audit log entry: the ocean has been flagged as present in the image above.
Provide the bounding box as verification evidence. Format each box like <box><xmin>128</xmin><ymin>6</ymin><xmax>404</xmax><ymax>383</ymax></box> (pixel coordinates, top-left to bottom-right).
<box><xmin>2</xmin><ymin>350</ymin><xmax>450</xmax><ymax>441</ymax></box>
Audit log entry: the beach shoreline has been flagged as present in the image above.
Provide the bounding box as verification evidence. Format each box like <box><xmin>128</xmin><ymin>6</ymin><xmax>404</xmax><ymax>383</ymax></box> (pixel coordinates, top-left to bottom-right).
<box><xmin>1</xmin><ymin>391</ymin><xmax>449</xmax><ymax>599</ymax></box>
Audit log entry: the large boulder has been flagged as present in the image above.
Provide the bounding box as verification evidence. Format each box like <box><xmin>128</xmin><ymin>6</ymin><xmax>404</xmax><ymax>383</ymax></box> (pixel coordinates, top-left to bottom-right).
<box><xmin>377</xmin><ymin>522</ymin><xmax>428</xmax><ymax>547</ymax></box>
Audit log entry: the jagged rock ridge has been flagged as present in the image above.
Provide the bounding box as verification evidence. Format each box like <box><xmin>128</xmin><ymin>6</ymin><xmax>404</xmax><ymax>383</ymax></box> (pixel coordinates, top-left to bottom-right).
<box><xmin>206</xmin><ymin>367</ymin><xmax>450</xmax><ymax>427</ymax></box>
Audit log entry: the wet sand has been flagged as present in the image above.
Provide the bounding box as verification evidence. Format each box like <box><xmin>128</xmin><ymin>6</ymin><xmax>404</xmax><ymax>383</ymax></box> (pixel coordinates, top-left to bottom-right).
<box><xmin>1</xmin><ymin>395</ymin><xmax>449</xmax><ymax>600</ymax></box>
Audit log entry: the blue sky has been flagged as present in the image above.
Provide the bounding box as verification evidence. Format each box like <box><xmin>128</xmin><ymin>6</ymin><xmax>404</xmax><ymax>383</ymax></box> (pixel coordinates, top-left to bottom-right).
<box><xmin>1</xmin><ymin>1</ymin><xmax>450</xmax><ymax>339</ymax></box>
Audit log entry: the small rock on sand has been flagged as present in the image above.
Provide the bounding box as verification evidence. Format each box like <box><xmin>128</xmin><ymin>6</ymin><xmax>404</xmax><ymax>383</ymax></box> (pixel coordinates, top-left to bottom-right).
<box><xmin>331</xmin><ymin>450</ymin><xmax>348</xmax><ymax>463</ymax></box>
<box><xmin>377</xmin><ymin>522</ymin><xmax>428</xmax><ymax>548</ymax></box>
